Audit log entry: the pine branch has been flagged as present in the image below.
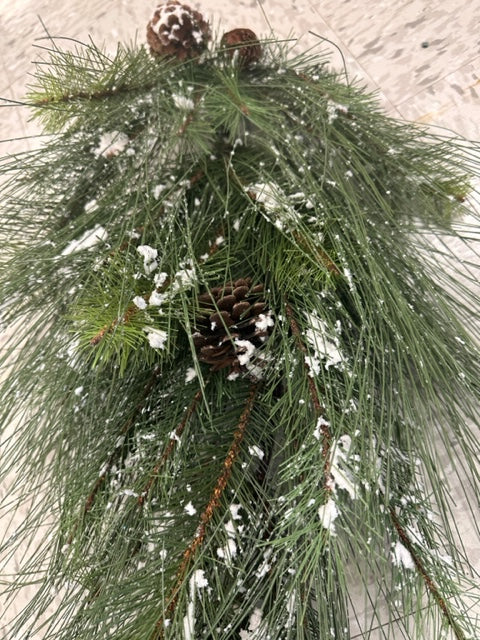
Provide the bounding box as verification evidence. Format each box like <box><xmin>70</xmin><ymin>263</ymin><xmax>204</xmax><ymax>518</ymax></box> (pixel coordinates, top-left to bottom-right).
<box><xmin>150</xmin><ymin>382</ymin><xmax>258</xmax><ymax>640</ymax></box>
<box><xmin>32</xmin><ymin>83</ymin><xmax>155</xmax><ymax>106</ymax></box>
<box><xmin>177</xmin><ymin>92</ymin><xmax>206</xmax><ymax>136</ymax></box>
<box><xmin>230</xmin><ymin>168</ymin><xmax>340</xmax><ymax>275</ymax></box>
<box><xmin>2</xmin><ymin>15</ymin><xmax>480</xmax><ymax>640</ymax></box>
<box><xmin>292</xmin><ymin>230</ymin><xmax>340</xmax><ymax>275</ymax></box>
<box><xmin>389</xmin><ymin>507</ymin><xmax>467</xmax><ymax>640</ymax></box>
<box><xmin>66</xmin><ymin>366</ymin><xmax>162</xmax><ymax>545</ymax></box>
<box><xmin>89</xmin><ymin>303</ymin><xmax>140</xmax><ymax>346</ymax></box>
<box><xmin>89</xmin><ymin>220</ymin><xmax>225</xmax><ymax>348</ymax></box>
<box><xmin>284</xmin><ymin>301</ymin><xmax>332</xmax><ymax>484</ymax></box>
<box><xmin>138</xmin><ymin>381</ymin><xmax>207</xmax><ymax>507</ymax></box>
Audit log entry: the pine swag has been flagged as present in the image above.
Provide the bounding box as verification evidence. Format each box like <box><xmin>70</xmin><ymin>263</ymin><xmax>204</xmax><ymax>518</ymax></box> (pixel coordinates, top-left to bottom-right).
<box><xmin>0</xmin><ymin>3</ymin><xmax>479</xmax><ymax>639</ymax></box>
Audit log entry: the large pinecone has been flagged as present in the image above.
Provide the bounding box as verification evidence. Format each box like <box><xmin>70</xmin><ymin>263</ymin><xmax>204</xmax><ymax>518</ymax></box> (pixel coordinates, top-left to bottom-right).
<box><xmin>193</xmin><ymin>278</ymin><xmax>273</xmax><ymax>377</ymax></box>
<box><xmin>146</xmin><ymin>1</ymin><xmax>211</xmax><ymax>61</ymax></box>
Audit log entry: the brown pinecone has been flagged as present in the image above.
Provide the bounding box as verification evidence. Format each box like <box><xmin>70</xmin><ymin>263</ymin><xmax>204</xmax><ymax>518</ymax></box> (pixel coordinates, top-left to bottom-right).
<box><xmin>193</xmin><ymin>278</ymin><xmax>273</xmax><ymax>376</ymax></box>
<box><xmin>220</xmin><ymin>28</ymin><xmax>262</xmax><ymax>68</ymax></box>
<box><xmin>146</xmin><ymin>1</ymin><xmax>211</xmax><ymax>61</ymax></box>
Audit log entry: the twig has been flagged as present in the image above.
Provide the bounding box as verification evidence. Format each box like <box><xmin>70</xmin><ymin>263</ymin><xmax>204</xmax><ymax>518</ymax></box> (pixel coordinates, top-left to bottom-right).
<box><xmin>90</xmin><ymin>218</ymin><xmax>223</xmax><ymax>348</ymax></box>
<box><xmin>188</xmin><ymin>168</ymin><xmax>205</xmax><ymax>186</ymax></box>
<box><xmin>65</xmin><ymin>367</ymin><xmax>162</xmax><ymax>545</ymax></box>
<box><xmin>233</xmin><ymin>170</ymin><xmax>341</xmax><ymax>276</ymax></box>
<box><xmin>90</xmin><ymin>303</ymin><xmax>138</xmax><ymax>345</ymax></box>
<box><xmin>284</xmin><ymin>302</ymin><xmax>331</xmax><ymax>479</ymax></box>
<box><xmin>178</xmin><ymin>92</ymin><xmax>205</xmax><ymax>136</ymax></box>
<box><xmin>33</xmin><ymin>81</ymin><xmax>158</xmax><ymax>106</ymax></box>
<box><xmin>149</xmin><ymin>383</ymin><xmax>258</xmax><ymax>640</ymax></box>
<box><xmin>292</xmin><ymin>230</ymin><xmax>340</xmax><ymax>275</ymax></box>
<box><xmin>226</xmin><ymin>87</ymin><xmax>250</xmax><ymax>116</ymax></box>
<box><xmin>390</xmin><ymin>507</ymin><xmax>466</xmax><ymax>640</ymax></box>
<box><xmin>138</xmin><ymin>382</ymin><xmax>207</xmax><ymax>506</ymax></box>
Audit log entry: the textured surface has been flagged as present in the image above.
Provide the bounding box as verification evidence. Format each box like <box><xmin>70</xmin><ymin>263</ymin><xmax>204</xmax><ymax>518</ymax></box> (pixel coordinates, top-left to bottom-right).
<box><xmin>1</xmin><ymin>0</ymin><xmax>479</xmax><ymax>141</ymax></box>
<box><xmin>0</xmin><ymin>1</ymin><xmax>479</xmax><ymax>638</ymax></box>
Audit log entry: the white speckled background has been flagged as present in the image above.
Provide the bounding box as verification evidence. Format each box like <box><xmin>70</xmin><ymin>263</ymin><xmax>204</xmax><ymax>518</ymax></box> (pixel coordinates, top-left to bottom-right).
<box><xmin>1</xmin><ymin>1</ymin><xmax>479</xmax><ymax>638</ymax></box>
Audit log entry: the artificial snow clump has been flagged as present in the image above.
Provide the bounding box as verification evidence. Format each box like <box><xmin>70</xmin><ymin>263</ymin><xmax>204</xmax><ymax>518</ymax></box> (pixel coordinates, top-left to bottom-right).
<box><xmin>171</xmin><ymin>264</ymin><xmax>196</xmax><ymax>292</ymax></box>
<box><xmin>154</xmin><ymin>271</ymin><xmax>168</xmax><ymax>287</ymax></box>
<box><xmin>132</xmin><ymin>296</ymin><xmax>147</xmax><ymax>310</ymax></box>
<box><xmin>317</xmin><ymin>497</ymin><xmax>339</xmax><ymax>535</ymax></box>
<box><xmin>183</xmin><ymin>569</ymin><xmax>210</xmax><ymax>640</ymax></box>
<box><xmin>247</xmin><ymin>182</ymin><xmax>300</xmax><ymax>230</ymax></box>
<box><xmin>152</xmin><ymin>184</ymin><xmax>167</xmax><ymax>199</ymax></box>
<box><xmin>93</xmin><ymin>131</ymin><xmax>130</xmax><ymax>158</ymax></box>
<box><xmin>392</xmin><ymin>540</ymin><xmax>415</xmax><ymax>570</ymax></box>
<box><xmin>229</xmin><ymin>503</ymin><xmax>242</xmax><ymax>520</ymax></box>
<box><xmin>184</xmin><ymin>501</ymin><xmax>197</xmax><ymax>515</ymax></box>
<box><xmin>145</xmin><ymin>327</ymin><xmax>168</xmax><ymax>349</ymax></box>
<box><xmin>216</xmin><ymin>520</ymin><xmax>238</xmax><ymax>565</ymax></box>
<box><xmin>61</xmin><ymin>225</ymin><xmax>108</xmax><ymax>255</ymax></box>
<box><xmin>255</xmin><ymin>549</ymin><xmax>273</xmax><ymax>579</ymax></box>
<box><xmin>239</xmin><ymin>607</ymin><xmax>265</xmax><ymax>639</ymax></box>
<box><xmin>84</xmin><ymin>199</ymin><xmax>98</xmax><ymax>213</ymax></box>
<box><xmin>185</xmin><ymin>367</ymin><xmax>197</xmax><ymax>382</ymax></box>
<box><xmin>327</xmin><ymin>434</ymin><xmax>358</xmax><ymax>499</ymax></box>
<box><xmin>255</xmin><ymin>312</ymin><xmax>274</xmax><ymax>332</ymax></box>
<box><xmin>191</xmin><ymin>568</ymin><xmax>209</xmax><ymax>589</ymax></box>
<box><xmin>286</xmin><ymin>590</ymin><xmax>296</xmax><ymax>629</ymax></box>
<box><xmin>137</xmin><ymin>244</ymin><xmax>158</xmax><ymax>274</ymax></box>
<box><xmin>234</xmin><ymin>339</ymin><xmax>256</xmax><ymax>366</ymax></box>
<box><xmin>172</xmin><ymin>93</ymin><xmax>195</xmax><ymax>110</ymax></box>
<box><xmin>304</xmin><ymin>311</ymin><xmax>343</xmax><ymax>371</ymax></box>
<box><xmin>313</xmin><ymin>416</ymin><xmax>330</xmax><ymax>441</ymax></box>
<box><xmin>148</xmin><ymin>290</ymin><xmax>166</xmax><ymax>306</ymax></box>
<box><xmin>216</xmin><ymin>538</ymin><xmax>237</xmax><ymax>563</ymax></box>
<box><xmin>326</xmin><ymin>100</ymin><xmax>349</xmax><ymax>125</ymax></box>
<box><xmin>248</xmin><ymin>445</ymin><xmax>265</xmax><ymax>460</ymax></box>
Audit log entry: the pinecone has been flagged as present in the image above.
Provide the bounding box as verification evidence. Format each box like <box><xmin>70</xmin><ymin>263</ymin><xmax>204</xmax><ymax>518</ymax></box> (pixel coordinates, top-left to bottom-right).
<box><xmin>193</xmin><ymin>278</ymin><xmax>273</xmax><ymax>376</ymax></box>
<box><xmin>220</xmin><ymin>28</ymin><xmax>262</xmax><ymax>68</ymax></box>
<box><xmin>146</xmin><ymin>1</ymin><xmax>211</xmax><ymax>61</ymax></box>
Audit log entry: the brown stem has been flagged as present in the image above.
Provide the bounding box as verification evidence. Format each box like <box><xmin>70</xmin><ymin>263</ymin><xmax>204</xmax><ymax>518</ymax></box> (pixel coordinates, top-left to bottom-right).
<box><xmin>149</xmin><ymin>383</ymin><xmax>258</xmax><ymax>640</ymax></box>
<box><xmin>232</xmin><ymin>168</ymin><xmax>341</xmax><ymax>276</ymax></box>
<box><xmin>34</xmin><ymin>81</ymin><xmax>157</xmax><ymax>106</ymax></box>
<box><xmin>188</xmin><ymin>168</ymin><xmax>205</xmax><ymax>186</ymax></box>
<box><xmin>138</xmin><ymin>381</ymin><xmax>207</xmax><ymax>507</ymax></box>
<box><xmin>291</xmin><ymin>230</ymin><xmax>340</xmax><ymax>275</ymax></box>
<box><xmin>66</xmin><ymin>367</ymin><xmax>162</xmax><ymax>545</ymax></box>
<box><xmin>390</xmin><ymin>507</ymin><xmax>466</xmax><ymax>640</ymax></box>
<box><xmin>178</xmin><ymin>92</ymin><xmax>205</xmax><ymax>136</ymax></box>
<box><xmin>226</xmin><ymin>87</ymin><xmax>250</xmax><ymax>116</ymax></box>
<box><xmin>90</xmin><ymin>304</ymin><xmax>139</xmax><ymax>346</ymax></box>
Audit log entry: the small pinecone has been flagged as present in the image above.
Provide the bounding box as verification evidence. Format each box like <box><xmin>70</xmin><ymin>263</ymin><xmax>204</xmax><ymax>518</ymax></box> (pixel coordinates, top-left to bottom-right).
<box><xmin>220</xmin><ymin>28</ymin><xmax>262</xmax><ymax>68</ymax></box>
<box><xmin>146</xmin><ymin>1</ymin><xmax>211</xmax><ymax>61</ymax></box>
<box><xmin>193</xmin><ymin>278</ymin><xmax>273</xmax><ymax>375</ymax></box>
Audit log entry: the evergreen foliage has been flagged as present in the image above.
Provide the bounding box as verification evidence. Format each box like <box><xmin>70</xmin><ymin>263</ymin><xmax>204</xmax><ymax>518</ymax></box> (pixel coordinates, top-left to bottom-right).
<box><xmin>1</xmin><ymin>8</ymin><xmax>479</xmax><ymax>639</ymax></box>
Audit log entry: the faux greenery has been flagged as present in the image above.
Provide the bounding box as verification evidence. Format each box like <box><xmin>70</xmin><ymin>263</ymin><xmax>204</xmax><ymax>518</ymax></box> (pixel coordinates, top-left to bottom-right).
<box><xmin>1</xmin><ymin>6</ymin><xmax>479</xmax><ymax>639</ymax></box>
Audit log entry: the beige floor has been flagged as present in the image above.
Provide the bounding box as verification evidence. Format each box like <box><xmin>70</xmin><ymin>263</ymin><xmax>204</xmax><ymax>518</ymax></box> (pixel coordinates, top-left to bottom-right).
<box><xmin>1</xmin><ymin>0</ymin><xmax>480</xmax><ymax>143</ymax></box>
<box><xmin>0</xmin><ymin>1</ymin><xmax>479</xmax><ymax>638</ymax></box>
